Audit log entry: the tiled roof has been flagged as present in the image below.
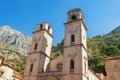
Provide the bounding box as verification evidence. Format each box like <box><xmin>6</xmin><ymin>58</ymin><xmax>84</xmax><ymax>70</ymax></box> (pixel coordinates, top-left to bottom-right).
<box><xmin>2</xmin><ymin>61</ymin><xmax>14</xmax><ymax>69</ymax></box>
<box><xmin>105</xmin><ymin>57</ymin><xmax>120</xmax><ymax>60</ymax></box>
<box><xmin>13</xmin><ymin>71</ymin><xmax>23</xmax><ymax>80</ymax></box>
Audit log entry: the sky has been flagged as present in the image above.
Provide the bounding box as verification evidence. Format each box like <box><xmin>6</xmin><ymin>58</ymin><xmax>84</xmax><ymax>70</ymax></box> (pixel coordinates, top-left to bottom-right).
<box><xmin>0</xmin><ymin>0</ymin><xmax>120</xmax><ymax>44</ymax></box>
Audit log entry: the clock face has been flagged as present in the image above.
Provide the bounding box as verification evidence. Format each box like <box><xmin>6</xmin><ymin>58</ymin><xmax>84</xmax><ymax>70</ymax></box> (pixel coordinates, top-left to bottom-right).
<box><xmin>68</xmin><ymin>26</ymin><xmax>77</xmax><ymax>33</ymax></box>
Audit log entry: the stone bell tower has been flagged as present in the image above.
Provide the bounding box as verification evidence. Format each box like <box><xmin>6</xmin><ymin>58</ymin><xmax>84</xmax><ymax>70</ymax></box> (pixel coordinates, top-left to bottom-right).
<box><xmin>62</xmin><ymin>8</ymin><xmax>88</xmax><ymax>80</ymax></box>
<box><xmin>23</xmin><ymin>22</ymin><xmax>53</xmax><ymax>80</ymax></box>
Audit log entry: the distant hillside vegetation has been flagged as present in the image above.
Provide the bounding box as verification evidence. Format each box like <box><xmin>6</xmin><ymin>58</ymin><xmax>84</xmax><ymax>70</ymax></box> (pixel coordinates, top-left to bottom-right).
<box><xmin>88</xmin><ymin>34</ymin><xmax>120</xmax><ymax>74</ymax></box>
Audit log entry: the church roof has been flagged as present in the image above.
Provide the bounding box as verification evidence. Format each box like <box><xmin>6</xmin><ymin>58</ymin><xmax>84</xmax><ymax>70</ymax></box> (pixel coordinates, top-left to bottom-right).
<box><xmin>2</xmin><ymin>61</ymin><xmax>14</xmax><ymax>69</ymax></box>
<box><xmin>13</xmin><ymin>71</ymin><xmax>23</xmax><ymax>80</ymax></box>
<box><xmin>105</xmin><ymin>57</ymin><xmax>120</xmax><ymax>60</ymax></box>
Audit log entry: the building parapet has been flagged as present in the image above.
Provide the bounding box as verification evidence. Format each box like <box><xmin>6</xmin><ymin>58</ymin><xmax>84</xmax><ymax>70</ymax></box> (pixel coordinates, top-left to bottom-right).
<box><xmin>39</xmin><ymin>71</ymin><xmax>61</xmax><ymax>76</ymax></box>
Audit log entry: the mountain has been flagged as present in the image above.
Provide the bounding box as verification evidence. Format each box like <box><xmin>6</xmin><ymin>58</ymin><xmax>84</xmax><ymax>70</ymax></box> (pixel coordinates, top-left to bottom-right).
<box><xmin>0</xmin><ymin>25</ymin><xmax>31</xmax><ymax>56</ymax></box>
<box><xmin>0</xmin><ymin>25</ymin><xmax>31</xmax><ymax>73</ymax></box>
<box><xmin>108</xmin><ymin>25</ymin><xmax>120</xmax><ymax>34</ymax></box>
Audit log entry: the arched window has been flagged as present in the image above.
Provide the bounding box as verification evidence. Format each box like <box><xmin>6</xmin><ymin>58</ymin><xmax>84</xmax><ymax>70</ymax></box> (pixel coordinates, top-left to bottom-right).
<box><xmin>34</xmin><ymin>43</ymin><xmax>38</xmax><ymax>50</ymax></box>
<box><xmin>71</xmin><ymin>34</ymin><xmax>75</xmax><ymax>42</ymax></box>
<box><xmin>71</xmin><ymin>15</ymin><xmax>77</xmax><ymax>20</ymax></box>
<box><xmin>30</xmin><ymin>64</ymin><xmax>33</xmax><ymax>72</ymax></box>
<box><xmin>70</xmin><ymin>59</ymin><xmax>74</xmax><ymax>69</ymax></box>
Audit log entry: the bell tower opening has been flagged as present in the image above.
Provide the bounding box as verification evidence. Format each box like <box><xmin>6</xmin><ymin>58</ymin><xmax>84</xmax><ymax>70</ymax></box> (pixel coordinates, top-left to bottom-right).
<box><xmin>36</xmin><ymin>22</ymin><xmax>53</xmax><ymax>35</ymax></box>
<box><xmin>71</xmin><ymin>15</ymin><xmax>77</xmax><ymax>20</ymax></box>
<box><xmin>40</xmin><ymin>24</ymin><xmax>42</xmax><ymax>30</ymax></box>
<box><xmin>67</xmin><ymin>8</ymin><xmax>84</xmax><ymax>22</ymax></box>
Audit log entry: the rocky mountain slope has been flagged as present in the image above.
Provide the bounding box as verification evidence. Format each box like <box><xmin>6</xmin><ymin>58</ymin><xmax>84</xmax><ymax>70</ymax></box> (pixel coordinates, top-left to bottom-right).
<box><xmin>108</xmin><ymin>25</ymin><xmax>120</xmax><ymax>34</ymax></box>
<box><xmin>0</xmin><ymin>25</ymin><xmax>31</xmax><ymax>73</ymax></box>
<box><xmin>0</xmin><ymin>25</ymin><xmax>31</xmax><ymax>57</ymax></box>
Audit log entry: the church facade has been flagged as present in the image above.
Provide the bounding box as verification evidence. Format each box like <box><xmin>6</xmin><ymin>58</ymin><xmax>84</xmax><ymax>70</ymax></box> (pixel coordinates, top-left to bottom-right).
<box><xmin>23</xmin><ymin>8</ymin><xmax>119</xmax><ymax>80</ymax></box>
<box><xmin>23</xmin><ymin>8</ymin><xmax>100</xmax><ymax>80</ymax></box>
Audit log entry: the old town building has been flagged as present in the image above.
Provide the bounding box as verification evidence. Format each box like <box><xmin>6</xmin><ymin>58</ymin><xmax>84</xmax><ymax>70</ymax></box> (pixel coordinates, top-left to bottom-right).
<box><xmin>0</xmin><ymin>55</ymin><xmax>22</xmax><ymax>80</ymax></box>
<box><xmin>104</xmin><ymin>57</ymin><xmax>120</xmax><ymax>80</ymax></box>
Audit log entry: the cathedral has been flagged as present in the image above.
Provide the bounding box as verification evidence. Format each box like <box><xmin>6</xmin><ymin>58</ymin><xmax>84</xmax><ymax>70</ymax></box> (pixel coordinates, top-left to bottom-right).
<box><xmin>23</xmin><ymin>8</ymin><xmax>120</xmax><ymax>80</ymax></box>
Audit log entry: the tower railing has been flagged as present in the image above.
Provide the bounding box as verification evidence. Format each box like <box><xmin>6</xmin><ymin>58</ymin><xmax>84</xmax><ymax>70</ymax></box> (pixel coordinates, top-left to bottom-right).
<box><xmin>70</xmin><ymin>69</ymin><xmax>74</xmax><ymax>74</ymax></box>
<box><xmin>71</xmin><ymin>42</ymin><xmax>75</xmax><ymax>45</ymax></box>
<box><xmin>39</xmin><ymin>71</ymin><xmax>61</xmax><ymax>76</ymax></box>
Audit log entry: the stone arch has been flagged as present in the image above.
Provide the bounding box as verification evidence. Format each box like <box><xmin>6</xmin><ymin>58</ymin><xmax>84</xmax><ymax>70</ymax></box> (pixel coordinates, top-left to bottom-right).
<box><xmin>71</xmin><ymin>14</ymin><xmax>77</xmax><ymax>20</ymax></box>
<box><xmin>41</xmin><ymin>76</ymin><xmax>59</xmax><ymax>80</ymax></box>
